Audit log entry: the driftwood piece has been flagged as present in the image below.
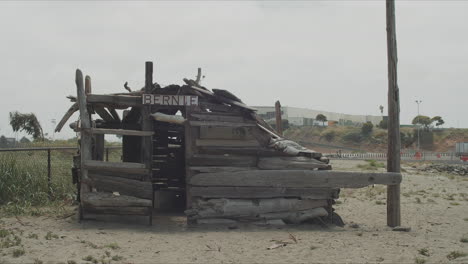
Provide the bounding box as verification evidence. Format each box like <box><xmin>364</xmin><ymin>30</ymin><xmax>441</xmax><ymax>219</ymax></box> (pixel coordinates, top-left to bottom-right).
<box><xmin>190</xmin><ymin>166</ymin><xmax>257</xmax><ymax>173</ymax></box>
<box><xmin>76</xmin><ymin>69</ymin><xmax>92</xmax><ymax>181</ymax></box>
<box><xmin>269</xmin><ymin>138</ymin><xmax>322</xmax><ymax>158</ymax></box>
<box><xmin>87</xmin><ymin>174</ymin><xmax>153</xmax><ymax>199</ymax></box>
<box><xmin>257</xmin><ymin>156</ymin><xmax>331</xmax><ymax>170</ymax></box>
<box><xmin>85</xmin><ymin>128</ymin><xmax>154</xmax><ymax>136</ymax></box>
<box><xmin>189</xmin><ymin>154</ymin><xmax>257</xmax><ymax>167</ymax></box>
<box><xmin>187</xmin><ymin>198</ymin><xmax>327</xmax><ymax>219</ymax></box>
<box><xmin>94</xmin><ymin>107</ymin><xmax>115</xmax><ymax>122</ymax></box>
<box><xmin>81</xmin><ymin>192</ymin><xmax>152</xmax><ymax>207</ymax></box>
<box><xmin>189</xmin><ymin>121</ymin><xmax>256</xmax><ymax>127</ymax></box>
<box><xmin>195</xmin><ymin>139</ymin><xmax>260</xmax><ymax>147</ymax></box>
<box><xmin>55</xmin><ymin>103</ymin><xmax>78</xmax><ymax>132</ymax></box>
<box><xmin>190</xmin><ymin>170</ymin><xmax>402</xmax><ymax>188</ymax></box>
<box><xmin>259</xmin><ymin>207</ymin><xmax>328</xmax><ymax>224</ymax></box>
<box><xmin>82</xmin><ymin>206</ymin><xmax>149</xmax><ymax>216</ymax></box>
<box><xmin>151</xmin><ymin>112</ymin><xmax>186</xmax><ymax>125</ymax></box>
<box><xmin>83</xmin><ymin>160</ymin><xmax>149</xmax><ymax>175</ymax></box>
<box><xmin>189</xmin><ymin>186</ymin><xmax>339</xmax><ymax>199</ymax></box>
<box><xmin>107</xmin><ymin>108</ymin><xmax>121</xmax><ymax>122</ymax></box>
<box><xmin>87</xmin><ymin>94</ymin><xmax>141</xmax><ymax>107</ymax></box>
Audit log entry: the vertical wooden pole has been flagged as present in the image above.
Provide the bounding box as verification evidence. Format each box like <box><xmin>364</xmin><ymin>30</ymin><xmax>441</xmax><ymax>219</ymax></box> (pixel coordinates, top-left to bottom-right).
<box><xmin>141</xmin><ymin>62</ymin><xmax>154</xmax><ymax>225</ymax></box>
<box><xmin>386</xmin><ymin>0</ymin><xmax>401</xmax><ymax>227</ymax></box>
<box><xmin>275</xmin><ymin>100</ymin><xmax>283</xmax><ymax>136</ymax></box>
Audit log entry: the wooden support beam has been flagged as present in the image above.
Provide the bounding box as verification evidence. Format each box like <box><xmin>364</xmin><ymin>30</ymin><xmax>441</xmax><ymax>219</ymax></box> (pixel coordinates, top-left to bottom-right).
<box><xmin>107</xmin><ymin>108</ymin><xmax>121</xmax><ymax>122</ymax></box>
<box><xmin>189</xmin><ymin>170</ymin><xmax>402</xmax><ymax>188</ymax></box>
<box><xmin>81</xmin><ymin>192</ymin><xmax>152</xmax><ymax>207</ymax></box>
<box><xmin>83</xmin><ymin>160</ymin><xmax>149</xmax><ymax>175</ymax></box>
<box><xmin>386</xmin><ymin>0</ymin><xmax>401</xmax><ymax>228</ymax></box>
<box><xmin>141</xmin><ymin>61</ymin><xmax>154</xmax><ymax>182</ymax></box>
<box><xmin>55</xmin><ymin>103</ymin><xmax>78</xmax><ymax>132</ymax></box>
<box><xmin>189</xmin><ymin>186</ymin><xmax>339</xmax><ymax>199</ymax></box>
<box><xmin>86</xmin><ymin>174</ymin><xmax>153</xmax><ymax>199</ymax></box>
<box><xmin>189</xmin><ymin>121</ymin><xmax>256</xmax><ymax>127</ymax></box>
<box><xmin>195</xmin><ymin>139</ymin><xmax>260</xmax><ymax>147</ymax></box>
<box><xmin>257</xmin><ymin>156</ymin><xmax>331</xmax><ymax>170</ymax></box>
<box><xmin>275</xmin><ymin>100</ymin><xmax>283</xmax><ymax>136</ymax></box>
<box><xmin>87</xmin><ymin>94</ymin><xmax>141</xmax><ymax>107</ymax></box>
<box><xmin>82</xmin><ymin>206</ymin><xmax>150</xmax><ymax>216</ymax></box>
<box><xmin>76</xmin><ymin>69</ymin><xmax>92</xmax><ymax>181</ymax></box>
<box><xmin>94</xmin><ymin>107</ymin><xmax>115</xmax><ymax>122</ymax></box>
<box><xmin>189</xmin><ymin>154</ymin><xmax>257</xmax><ymax>167</ymax></box>
<box><xmin>85</xmin><ymin>128</ymin><xmax>154</xmax><ymax>136</ymax></box>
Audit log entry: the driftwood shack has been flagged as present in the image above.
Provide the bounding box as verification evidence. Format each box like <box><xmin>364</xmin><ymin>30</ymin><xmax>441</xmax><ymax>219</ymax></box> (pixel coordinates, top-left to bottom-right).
<box><xmin>56</xmin><ymin>62</ymin><xmax>402</xmax><ymax>226</ymax></box>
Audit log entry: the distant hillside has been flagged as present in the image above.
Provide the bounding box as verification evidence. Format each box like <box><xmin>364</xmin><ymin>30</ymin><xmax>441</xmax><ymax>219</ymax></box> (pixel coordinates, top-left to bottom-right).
<box><xmin>284</xmin><ymin>126</ymin><xmax>468</xmax><ymax>153</ymax></box>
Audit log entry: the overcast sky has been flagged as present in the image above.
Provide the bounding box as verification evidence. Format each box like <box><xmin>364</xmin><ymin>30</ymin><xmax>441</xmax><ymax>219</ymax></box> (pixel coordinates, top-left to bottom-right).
<box><xmin>0</xmin><ymin>1</ymin><xmax>466</xmax><ymax>139</ymax></box>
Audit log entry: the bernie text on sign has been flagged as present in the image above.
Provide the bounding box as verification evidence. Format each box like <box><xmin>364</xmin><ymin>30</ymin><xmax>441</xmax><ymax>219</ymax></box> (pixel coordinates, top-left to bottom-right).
<box><xmin>142</xmin><ymin>94</ymin><xmax>198</xmax><ymax>106</ymax></box>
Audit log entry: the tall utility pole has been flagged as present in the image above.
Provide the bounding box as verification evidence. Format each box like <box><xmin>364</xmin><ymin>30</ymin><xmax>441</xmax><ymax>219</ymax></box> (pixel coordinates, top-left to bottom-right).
<box><xmin>415</xmin><ymin>100</ymin><xmax>422</xmax><ymax>151</ymax></box>
<box><xmin>386</xmin><ymin>0</ymin><xmax>401</xmax><ymax>227</ymax></box>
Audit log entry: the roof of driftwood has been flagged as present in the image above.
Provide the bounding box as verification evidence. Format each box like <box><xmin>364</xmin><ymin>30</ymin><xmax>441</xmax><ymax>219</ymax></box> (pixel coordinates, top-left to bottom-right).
<box><xmin>56</xmin><ymin>75</ymin><xmax>324</xmax><ymax>160</ymax></box>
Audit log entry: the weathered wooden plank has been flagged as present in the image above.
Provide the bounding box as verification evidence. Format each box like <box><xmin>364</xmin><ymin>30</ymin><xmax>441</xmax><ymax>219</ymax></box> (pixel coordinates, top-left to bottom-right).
<box><xmin>85</xmin><ymin>128</ymin><xmax>154</xmax><ymax>136</ymax></box>
<box><xmin>190</xmin><ymin>170</ymin><xmax>402</xmax><ymax>188</ymax></box>
<box><xmin>189</xmin><ymin>120</ymin><xmax>256</xmax><ymax>127</ymax></box>
<box><xmin>141</xmin><ymin>62</ymin><xmax>154</xmax><ymax>184</ymax></box>
<box><xmin>87</xmin><ymin>94</ymin><xmax>141</xmax><ymax>107</ymax></box>
<box><xmin>83</xmin><ymin>206</ymin><xmax>150</xmax><ymax>216</ymax></box>
<box><xmin>187</xmin><ymin>198</ymin><xmax>327</xmax><ymax>219</ymax></box>
<box><xmin>199</xmin><ymin>127</ymin><xmax>255</xmax><ymax>140</ymax></box>
<box><xmin>87</xmin><ymin>169</ymin><xmax>144</xmax><ymax>181</ymax></box>
<box><xmin>195</xmin><ymin>139</ymin><xmax>260</xmax><ymax>147</ymax></box>
<box><xmin>191</xmin><ymin>113</ymin><xmax>252</xmax><ymax>123</ymax></box>
<box><xmin>197</xmin><ymin>146</ymin><xmax>289</xmax><ymax>157</ymax></box>
<box><xmin>81</xmin><ymin>192</ymin><xmax>152</xmax><ymax>207</ymax></box>
<box><xmin>198</xmin><ymin>101</ymin><xmax>241</xmax><ymax>113</ymax></box>
<box><xmin>257</xmin><ymin>156</ymin><xmax>331</xmax><ymax>170</ymax></box>
<box><xmin>190</xmin><ymin>166</ymin><xmax>258</xmax><ymax>173</ymax></box>
<box><xmin>83</xmin><ymin>160</ymin><xmax>149</xmax><ymax>175</ymax></box>
<box><xmin>189</xmin><ymin>186</ymin><xmax>339</xmax><ymax>199</ymax></box>
<box><xmin>88</xmin><ymin>174</ymin><xmax>153</xmax><ymax>199</ymax></box>
<box><xmin>93</xmin><ymin>134</ymin><xmax>105</xmax><ymax>161</ymax></box>
<box><xmin>189</xmin><ymin>154</ymin><xmax>257</xmax><ymax>167</ymax></box>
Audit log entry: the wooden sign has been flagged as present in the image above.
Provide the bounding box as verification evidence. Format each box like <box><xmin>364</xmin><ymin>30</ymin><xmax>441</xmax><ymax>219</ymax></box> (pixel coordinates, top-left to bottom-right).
<box><xmin>142</xmin><ymin>94</ymin><xmax>198</xmax><ymax>106</ymax></box>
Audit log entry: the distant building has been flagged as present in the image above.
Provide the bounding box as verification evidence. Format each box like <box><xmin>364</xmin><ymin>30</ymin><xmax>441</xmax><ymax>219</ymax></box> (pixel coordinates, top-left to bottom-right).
<box><xmin>252</xmin><ymin>106</ymin><xmax>384</xmax><ymax>127</ymax></box>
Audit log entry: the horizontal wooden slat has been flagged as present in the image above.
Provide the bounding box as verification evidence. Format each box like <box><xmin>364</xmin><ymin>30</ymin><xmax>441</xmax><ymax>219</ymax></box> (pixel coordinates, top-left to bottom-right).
<box><xmin>81</xmin><ymin>192</ymin><xmax>152</xmax><ymax>207</ymax></box>
<box><xmin>195</xmin><ymin>139</ymin><xmax>260</xmax><ymax>147</ymax></box>
<box><xmin>82</xmin><ymin>206</ymin><xmax>150</xmax><ymax>216</ymax></box>
<box><xmin>189</xmin><ymin>186</ymin><xmax>339</xmax><ymax>199</ymax></box>
<box><xmin>83</xmin><ymin>160</ymin><xmax>149</xmax><ymax>175</ymax></box>
<box><xmin>85</xmin><ymin>128</ymin><xmax>153</xmax><ymax>136</ymax></box>
<box><xmin>197</xmin><ymin>147</ymin><xmax>290</xmax><ymax>157</ymax></box>
<box><xmin>87</xmin><ymin>174</ymin><xmax>153</xmax><ymax>199</ymax></box>
<box><xmin>189</xmin><ymin>154</ymin><xmax>257</xmax><ymax>167</ymax></box>
<box><xmin>87</xmin><ymin>94</ymin><xmax>141</xmax><ymax>107</ymax></box>
<box><xmin>189</xmin><ymin>121</ymin><xmax>256</xmax><ymax>127</ymax></box>
<box><xmin>190</xmin><ymin>166</ymin><xmax>258</xmax><ymax>173</ymax></box>
<box><xmin>199</xmin><ymin>127</ymin><xmax>255</xmax><ymax>140</ymax></box>
<box><xmin>257</xmin><ymin>156</ymin><xmax>331</xmax><ymax>170</ymax></box>
<box><xmin>189</xmin><ymin>170</ymin><xmax>402</xmax><ymax>188</ymax></box>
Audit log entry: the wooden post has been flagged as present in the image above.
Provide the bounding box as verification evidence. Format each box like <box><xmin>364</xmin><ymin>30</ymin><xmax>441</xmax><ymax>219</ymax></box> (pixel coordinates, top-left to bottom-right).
<box><xmin>275</xmin><ymin>100</ymin><xmax>283</xmax><ymax>136</ymax></box>
<box><xmin>76</xmin><ymin>69</ymin><xmax>92</xmax><ymax>180</ymax></box>
<box><xmin>386</xmin><ymin>0</ymin><xmax>401</xmax><ymax>227</ymax></box>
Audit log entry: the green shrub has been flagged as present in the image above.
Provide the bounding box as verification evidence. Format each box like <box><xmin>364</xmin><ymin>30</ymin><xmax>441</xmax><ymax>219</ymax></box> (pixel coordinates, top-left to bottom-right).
<box><xmin>343</xmin><ymin>131</ymin><xmax>363</xmax><ymax>143</ymax></box>
<box><xmin>320</xmin><ymin>130</ymin><xmax>336</xmax><ymax>142</ymax></box>
<box><xmin>361</xmin><ymin>122</ymin><xmax>374</xmax><ymax>136</ymax></box>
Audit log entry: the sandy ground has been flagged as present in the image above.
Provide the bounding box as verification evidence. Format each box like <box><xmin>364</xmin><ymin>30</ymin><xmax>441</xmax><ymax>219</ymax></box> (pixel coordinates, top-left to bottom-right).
<box><xmin>1</xmin><ymin>160</ymin><xmax>467</xmax><ymax>264</ymax></box>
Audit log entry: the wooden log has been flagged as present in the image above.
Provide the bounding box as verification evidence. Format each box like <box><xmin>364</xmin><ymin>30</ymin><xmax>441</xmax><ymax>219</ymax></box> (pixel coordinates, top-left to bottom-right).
<box><xmin>93</xmin><ymin>134</ymin><xmax>105</xmax><ymax>161</ymax></box>
<box><xmin>87</xmin><ymin>169</ymin><xmax>144</xmax><ymax>181</ymax></box>
<box><xmin>94</xmin><ymin>107</ymin><xmax>115</xmax><ymax>122</ymax></box>
<box><xmin>386</xmin><ymin>0</ymin><xmax>401</xmax><ymax>228</ymax></box>
<box><xmin>259</xmin><ymin>207</ymin><xmax>328</xmax><ymax>223</ymax></box>
<box><xmin>107</xmin><ymin>108</ymin><xmax>121</xmax><ymax>122</ymax></box>
<box><xmin>141</xmin><ymin>61</ymin><xmax>154</xmax><ymax>183</ymax></box>
<box><xmin>83</xmin><ymin>160</ymin><xmax>149</xmax><ymax>175</ymax></box>
<box><xmin>189</xmin><ymin>186</ymin><xmax>339</xmax><ymax>199</ymax></box>
<box><xmin>190</xmin><ymin>166</ymin><xmax>257</xmax><ymax>173</ymax></box>
<box><xmin>189</xmin><ymin>120</ymin><xmax>256</xmax><ymax>127</ymax></box>
<box><xmin>81</xmin><ymin>192</ymin><xmax>152</xmax><ymax>207</ymax></box>
<box><xmin>151</xmin><ymin>112</ymin><xmax>186</xmax><ymax>125</ymax></box>
<box><xmin>87</xmin><ymin>174</ymin><xmax>153</xmax><ymax>199</ymax></box>
<box><xmin>82</xmin><ymin>206</ymin><xmax>150</xmax><ymax>216</ymax></box>
<box><xmin>257</xmin><ymin>156</ymin><xmax>331</xmax><ymax>170</ymax></box>
<box><xmin>197</xmin><ymin>146</ymin><xmax>289</xmax><ymax>157</ymax></box>
<box><xmin>76</xmin><ymin>69</ymin><xmax>92</xmax><ymax>180</ymax></box>
<box><xmin>190</xmin><ymin>170</ymin><xmax>402</xmax><ymax>188</ymax></box>
<box><xmin>87</xmin><ymin>94</ymin><xmax>141</xmax><ymax>107</ymax></box>
<box><xmin>187</xmin><ymin>198</ymin><xmax>327</xmax><ymax>219</ymax></box>
<box><xmin>84</xmin><ymin>128</ymin><xmax>154</xmax><ymax>136</ymax></box>
<box><xmin>55</xmin><ymin>103</ymin><xmax>79</xmax><ymax>132</ymax></box>
<box><xmin>189</xmin><ymin>154</ymin><xmax>257</xmax><ymax>167</ymax></box>
<box><xmin>195</xmin><ymin>139</ymin><xmax>260</xmax><ymax>147</ymax></box>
